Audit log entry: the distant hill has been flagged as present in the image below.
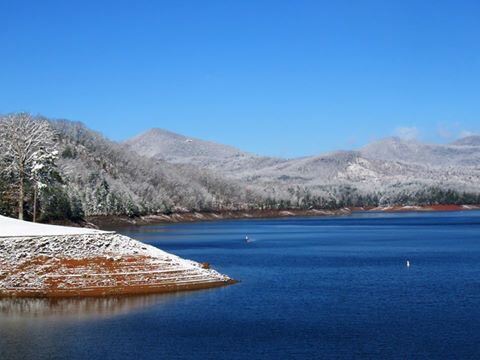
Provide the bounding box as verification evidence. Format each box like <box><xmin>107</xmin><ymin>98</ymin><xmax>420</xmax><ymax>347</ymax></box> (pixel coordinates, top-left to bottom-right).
<box><xmin>124</xmin><ymin>128</ymin><xmax>245</xmax><ymax>163</ymax></box>
<box><xmin>125</xmin><ymin>128</ymin><xmax>284</xmax><ymax>172</ymax></box>
<box><xmin>360</xmin><ymin>136</ymin><xmax>480</xmax><ymax>166</ymax></box>
<box><xmin>451</xmin><ymin>135</ymin><xmax>480</xmax><ymax>146</ymax></box>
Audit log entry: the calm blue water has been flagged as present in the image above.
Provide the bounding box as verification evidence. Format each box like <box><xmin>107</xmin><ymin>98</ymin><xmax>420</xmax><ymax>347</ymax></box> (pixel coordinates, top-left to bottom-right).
<box><xmin>2</xmin><ymin>211</ymin><xmax>480</xmax><ymax>359</ymax></box>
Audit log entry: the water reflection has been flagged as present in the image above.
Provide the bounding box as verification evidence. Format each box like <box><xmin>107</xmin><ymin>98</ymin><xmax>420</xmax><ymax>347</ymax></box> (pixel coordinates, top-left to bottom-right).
<box><xmin>0</xmin><ymin>292</ymin><xmax>191</xmax><ymax>322</ymax></box>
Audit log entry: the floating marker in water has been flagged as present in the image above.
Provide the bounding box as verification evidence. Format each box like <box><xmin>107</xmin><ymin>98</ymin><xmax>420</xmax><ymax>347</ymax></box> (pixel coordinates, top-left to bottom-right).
<box><xmin>406</xmin><ymin>260</ymin><xmax>411</xmax><ymax>267</ymax></box>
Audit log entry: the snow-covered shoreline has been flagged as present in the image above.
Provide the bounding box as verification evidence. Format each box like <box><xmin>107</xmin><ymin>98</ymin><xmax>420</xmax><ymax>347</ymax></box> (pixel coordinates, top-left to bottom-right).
<box><xmin>0</xmin><ymin>215</ymin><xmax>109</xmax><ymax>238</ymax></box>
<box><xmin>0</xmin><ymin>216</ymin><xmax>234</xmax><ymax>297</ymax></box>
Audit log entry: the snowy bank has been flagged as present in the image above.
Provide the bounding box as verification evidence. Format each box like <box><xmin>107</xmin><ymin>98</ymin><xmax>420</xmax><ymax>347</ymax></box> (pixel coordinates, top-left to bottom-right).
<box><xmin>0</xmin><ymin>215</ymin><xmax>107</xmax><ymax>237</ymax></box>
<box><xmin>0</xmin><ymin>216</ymin><xmax>234</xmax><ymax>297</ymax></box>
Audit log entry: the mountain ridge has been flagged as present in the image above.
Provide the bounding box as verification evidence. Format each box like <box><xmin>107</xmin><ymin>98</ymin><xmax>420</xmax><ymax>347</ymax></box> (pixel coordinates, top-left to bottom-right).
<box><xmin>126</xmin><ymin>129</ymin><xmax>480</xmax><ymax>167</ymax></box>
<box><xmin>123</xmin><ymin>126</ymin><xmax>480</xmax><ymax>210</ymax></box>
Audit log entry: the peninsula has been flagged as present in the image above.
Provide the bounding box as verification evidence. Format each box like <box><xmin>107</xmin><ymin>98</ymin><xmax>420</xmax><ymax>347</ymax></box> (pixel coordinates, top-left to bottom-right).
<box><xmin>0</xmin><ymin>215</ymin><xmax>234</xmax><ymax>297</ymax></box>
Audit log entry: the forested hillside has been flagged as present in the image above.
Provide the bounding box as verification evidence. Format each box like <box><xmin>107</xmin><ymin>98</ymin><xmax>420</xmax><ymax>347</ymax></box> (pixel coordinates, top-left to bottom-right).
<box><xmin>0</xmin><ymin>115</ymin><xmax>262</xmax><ymax>221</ymax></box>
<box><xmin>1</xmin><ymin>113</ymin><xmax>480</xmax><ymax>222</ymax></box>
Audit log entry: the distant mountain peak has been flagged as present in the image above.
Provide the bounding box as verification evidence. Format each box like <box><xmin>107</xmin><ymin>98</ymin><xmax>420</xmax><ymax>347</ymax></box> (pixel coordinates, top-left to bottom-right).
<box><xmin>451</xmin><ymin>135</ymin><xmax>480</xmax><ymax>146</ymax></box>
<box><xmin>368</xmin><ymin>136</ymin><xmax>421</xmax><ymax>146</ymax></box>
<box><xmin>124</xmin><ymin>127</ymin><xmax>247</xmax><ymax>162</ymax></box>
<box><xmin>131</xmin><ymin>128</ymin><xmax>187</xmax><ymax>141</ymax></box>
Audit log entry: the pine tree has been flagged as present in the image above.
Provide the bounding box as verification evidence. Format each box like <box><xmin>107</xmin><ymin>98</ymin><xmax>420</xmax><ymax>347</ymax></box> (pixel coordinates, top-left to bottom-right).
<box><xmin>0</xmin><ymin>113</ymin><xmax>56</xmax><ymax>220</ymax></box>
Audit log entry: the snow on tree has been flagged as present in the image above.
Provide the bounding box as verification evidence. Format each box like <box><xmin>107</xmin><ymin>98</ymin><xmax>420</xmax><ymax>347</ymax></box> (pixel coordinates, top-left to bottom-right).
<box><xmin>31</xmin><ymin>148</ymin><xmax>59</xmax><ymax>222</ymax></box>
<box><xmin>0</xmin><ymin>113</ymin><xmax>56</xmax><ymax>220</ymax></box>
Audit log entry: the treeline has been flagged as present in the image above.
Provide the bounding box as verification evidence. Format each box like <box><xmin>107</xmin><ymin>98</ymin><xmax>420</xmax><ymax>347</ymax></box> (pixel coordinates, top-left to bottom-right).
<box><xmin>258</xmin><ymin>184</ymin><xmax>480</xmax><ymax>210</ymax></box>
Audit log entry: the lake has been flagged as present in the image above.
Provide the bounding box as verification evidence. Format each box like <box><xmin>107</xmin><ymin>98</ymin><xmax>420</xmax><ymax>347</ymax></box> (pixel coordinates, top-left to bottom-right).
<box><xmin>1</xmin><ymin>211</ymin><xmax>480</xmax><ymax>359</ymax></box>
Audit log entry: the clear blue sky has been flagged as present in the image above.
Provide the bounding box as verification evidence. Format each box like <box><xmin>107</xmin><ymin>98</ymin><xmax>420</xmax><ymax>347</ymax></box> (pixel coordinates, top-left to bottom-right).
<box><xmin>1</xmin><ymin>0</ymin><xmax>479</xmax><ymax>157</ymax></box>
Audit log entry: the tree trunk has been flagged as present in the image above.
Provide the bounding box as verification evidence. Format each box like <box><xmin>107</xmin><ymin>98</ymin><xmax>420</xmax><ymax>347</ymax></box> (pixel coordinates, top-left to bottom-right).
<box><xmin>18</xmin><ymin>172</ymin><xmax>24</xmax><ymax>220</ymax></box>
<box><xmin>33</xmin><ymin>184</ymin><xmax>37</xmax><ymax>223</ymax></box>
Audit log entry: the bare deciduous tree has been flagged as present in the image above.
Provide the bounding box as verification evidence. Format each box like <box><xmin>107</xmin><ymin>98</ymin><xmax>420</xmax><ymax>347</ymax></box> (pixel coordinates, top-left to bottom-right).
<box><xmin>0</xmin><ymin>113</ymin><xmax>56</xmax><ymax>220</ymax></box>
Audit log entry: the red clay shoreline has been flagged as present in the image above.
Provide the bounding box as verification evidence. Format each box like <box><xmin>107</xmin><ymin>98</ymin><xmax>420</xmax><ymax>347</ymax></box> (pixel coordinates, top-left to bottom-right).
<box><xmin>86</xmin><ymin>204</ymin><xmax>480</xmax><ymax>229</ymax></box>
<box><xmin>0</xmin><ymin>232</ymin><xmax>237</xmax><ymax>299</ymax></box>
<box><xmin>0</xmin><ymin>254</ymin><xmax>237</xmax><ymax>299</ymax></box>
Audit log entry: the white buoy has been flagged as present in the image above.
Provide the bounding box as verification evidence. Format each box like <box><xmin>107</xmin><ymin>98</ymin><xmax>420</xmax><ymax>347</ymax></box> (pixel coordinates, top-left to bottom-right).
<box><xmin>406</xmin><ymin>260</ymin><xmax>411</xmax><ymax>268</ymax></box>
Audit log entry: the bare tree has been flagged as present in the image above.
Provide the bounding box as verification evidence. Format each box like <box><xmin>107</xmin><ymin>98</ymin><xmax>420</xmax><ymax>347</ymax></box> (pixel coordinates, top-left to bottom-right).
<box><xmin>0</xmin><ymin>113</ymin><xmax>56</xmax><ymax>220</ymax></box>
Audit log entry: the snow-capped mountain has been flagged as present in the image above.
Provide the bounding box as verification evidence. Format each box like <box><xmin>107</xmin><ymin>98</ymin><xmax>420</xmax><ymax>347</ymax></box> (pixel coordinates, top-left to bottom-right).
<box><xmin>124</xmin><ymin>128</ymin><xmax>285</xmax><ymax>172</ymax></box>
<box><xmin>124</xmin><ymin>128</ymin><xmax>245</xmax><ymax>162</ymax></box>
<box><xmin>126</xmin><ymin>129</ymin><xmax>480</xmax><ymax>185</ymax></box>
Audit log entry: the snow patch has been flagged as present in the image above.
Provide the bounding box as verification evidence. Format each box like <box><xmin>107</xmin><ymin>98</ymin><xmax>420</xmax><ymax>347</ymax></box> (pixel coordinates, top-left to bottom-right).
<box><xmin>0</xmin><ymin>215</ymin><xmax>107</xmax><ymax>238</ymax></box>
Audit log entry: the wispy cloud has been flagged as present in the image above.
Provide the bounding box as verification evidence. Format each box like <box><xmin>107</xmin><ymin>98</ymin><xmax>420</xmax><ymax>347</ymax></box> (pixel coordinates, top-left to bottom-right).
<box><xmin>435</xmin><ymin>121</ymin><xmax>477</xmax><ymax>140</ymax></box>
<box><xmin>346</xmin><ymin>136</ymin><xmax>358</xmax><ymax>147</ymax></box>
<box><xmin>435</xmin><ymin>121</ymin><xmax>466</xmax><ymax>140</ymax></box>
<box><xmin>436</xmin><ymin>122</ymin><xmax>455</xmax><ymax>139</ymax></box>
<box><xmin>459</xmin><ymin>130</ymin><xmax>477</xmax><ymax>138</ymax></box>
<box><xmin>394</xmin><ymin>126</ymin><xmax>419</xmax><ymax>140</ymax></box>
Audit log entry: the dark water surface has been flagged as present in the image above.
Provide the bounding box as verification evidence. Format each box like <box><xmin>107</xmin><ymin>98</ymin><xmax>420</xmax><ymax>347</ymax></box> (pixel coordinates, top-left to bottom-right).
<box><xmin>2</xmin><ymin>211</ymin><xmax>480</xmax><ymax>359</ymax></box>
